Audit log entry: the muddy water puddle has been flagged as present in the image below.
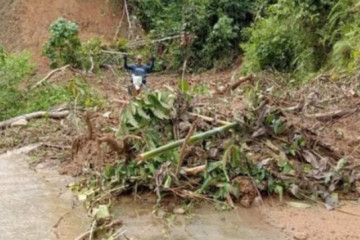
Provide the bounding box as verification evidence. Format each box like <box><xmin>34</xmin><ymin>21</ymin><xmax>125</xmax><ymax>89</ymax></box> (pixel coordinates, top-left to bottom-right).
<box><xmin>113</xmin><ymin>196</ymin><xmax>285</xmax><ymax>240</ymax></box>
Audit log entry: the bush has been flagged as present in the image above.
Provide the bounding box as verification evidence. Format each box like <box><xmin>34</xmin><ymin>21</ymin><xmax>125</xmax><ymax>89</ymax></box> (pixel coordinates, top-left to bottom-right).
<box><xmin>327</xmin><ymin>0</ymin><xmax>360</xmax><ymax>72</ymax></box>
<box><xmin>200</xmin><ymin>15</ymin><xmax>238</xmax><ymax>69</ymax></box>
<box><xmin>67</xmin><ymin>77</ymin><xmax>105</xmax><ymax>108</ymax></box>
<box><xmin>42</xmin><ymin>18</ymin><xmax>81</xmax><ymax>68</ymax></box>
<box><xmin>241</xmin><ymin>0</ymin><xmax>337</xmax><ymax>77</ymax></box>
<box><xmin>241</xmin><ymin>15</ymin><xmax>315</xmax><ymax>73</ymax></box>
<box><xmin>0</xmin><ymin>49</ymin><xmax>71</xmax><ymax>120</ymax></box>
<box><xmin>79</xmin><ymin>38</ymin><xmax>103</xmax><ymax>73</ymax></box>
<box><xmin>0</xmin><ymin>46</ymin><xmax>104</xmax><ymax>120</ymax></box>
<box><xmin>0</xmin><ymin>50</ymin><xmax>34</xmax><ymax>87</ymax></box>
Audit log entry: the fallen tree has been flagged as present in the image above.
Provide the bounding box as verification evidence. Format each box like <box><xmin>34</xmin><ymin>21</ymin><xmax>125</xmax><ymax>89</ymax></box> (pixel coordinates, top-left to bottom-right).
<box><xmin>68</xmin><ymin>89</ymin><xmax>360</xmax><ymax>214</ymax></box>
<box><xmin>0</xmin><ymin>110</ymin><xmax>70</xmax><ymax>129</ymax></box>
<box><xmin>138</xmin><ymin>122</ymin><xmax>238</xmax><ymax>162</ymax></box>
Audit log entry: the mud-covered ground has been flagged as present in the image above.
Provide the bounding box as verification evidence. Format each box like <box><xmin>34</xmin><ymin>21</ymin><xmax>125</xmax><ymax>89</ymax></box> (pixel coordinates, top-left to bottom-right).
<box><xmin>0</xmin><ymin>145</ymin><xmax>287</xmax><ymax>240</ymax></box>
<box><xmin>2</xmin><ymin>144</ymin><xmax>359</xmax><ymax>240</ymax></box>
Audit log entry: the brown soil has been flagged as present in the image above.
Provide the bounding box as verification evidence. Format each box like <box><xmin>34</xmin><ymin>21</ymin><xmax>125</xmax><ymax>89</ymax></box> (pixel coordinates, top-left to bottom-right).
<box><xmin>61</xmin><ymin>111</ymin><xmax>123</xmax><ymax>176</ymax></box>
<box><xmin>112</xmin><ymin>195</ymin><xmax>286</xmax><ymax>240</ymax></box>
<box><xmin>0</xmin><ymin>0</ymin><xmax>129</xmax><ymax>67</ymax></box>
<box><xmin>262</xmin><ymin>199</ymin><xmax>360</xmax><ymax>240</ymax></box>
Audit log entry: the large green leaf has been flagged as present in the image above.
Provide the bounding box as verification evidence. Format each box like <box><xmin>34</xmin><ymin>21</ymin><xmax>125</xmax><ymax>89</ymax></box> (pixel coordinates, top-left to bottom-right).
<box><xmin>125</xmin><ymin>109</ymin><xmax>139</xmax><ymax>128</ymax></box>
<box><xmin>151</xmin><ymin>108</ymin><xmax>167</xmax><ymax>120</ymax></box>
<box><xmin>136</xmin><ymin>106</ymin><xmax>150</xmax><ymax>120</ymax></box>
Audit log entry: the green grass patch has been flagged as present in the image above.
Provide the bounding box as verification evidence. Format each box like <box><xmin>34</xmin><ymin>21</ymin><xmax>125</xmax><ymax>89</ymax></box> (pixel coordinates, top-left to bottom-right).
<box><xmin>0</xmin><ymin>47</ymin><xmax>104</xmax><ymax>121</ymax></box>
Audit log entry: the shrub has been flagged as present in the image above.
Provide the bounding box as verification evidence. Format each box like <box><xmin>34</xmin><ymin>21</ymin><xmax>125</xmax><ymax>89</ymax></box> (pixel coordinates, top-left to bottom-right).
<box><xmin>241</xmin><ymin>0</ymin><xmax>337</xmax><ymax>77</ymax></box>
<box><xmin>200</xmin><ymin>15</ymin><xmax>238</xmax><ymax>69</ymax></box>
<box><xmin>79</xmin><ymin>38</ymin><xmax>103</xmax><ymax>73</ymax></box>
<box><xmin>327</xmin><ymin>0</ymin><xmax>360</xmax><ymax>72</ymax></box>
<box><xmin>42</xmin><ymin>18</ymin><xmax>81</xmax><ymax>68</ymax></box>
<box><xmin>0</xmin><ymin>46</ymin><xmax>104</xmax><ymax>120</ymax></box>
<box><xmin>0</xmin><ymin>49</ymin><xmax>70</xmax><ymax>120</ymax></box>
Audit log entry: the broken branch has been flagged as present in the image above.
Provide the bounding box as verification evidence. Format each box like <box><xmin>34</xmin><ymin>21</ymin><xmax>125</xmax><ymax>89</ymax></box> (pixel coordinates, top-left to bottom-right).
<box><xmin>74</xmin><ymin>219</ymin><xmax>123</xmax><ymax>240</ymax></box>
<box><xmin>100</xmin><ymin>50</ymin><xmax>130</xmax><ymax>56</ymax></box>
<box><xmin>127</xmin><ymin>35</ymin><xmax>182</xmax><ymax>48</ymax></box>
<box><xmin>31</xmin><ymin>65</ymin><xmax>70</xmax><ymax>89</ymax></box>
<box><xmin>184</xmin><ymin>165</ymin><xmax>206</xmax><ymax>175</ymax></box>
<box><xmin>0</xmin><ymin>110</ymin><xmax>70</xmax><ymax>129</ymax></box>
<box><xmin>187</xmin><ymin>112</ymin><xmax>231</xmax><ymax>125</ymax></box>
<box><xmin>217</xmin><ymin>74</ymin><xmax>254</xmax><ymax>95</ymax></box>
<box><xmin>305</xmin><ymin>109</ymin><xmax>357</xmax><ymax>121</ymax></box>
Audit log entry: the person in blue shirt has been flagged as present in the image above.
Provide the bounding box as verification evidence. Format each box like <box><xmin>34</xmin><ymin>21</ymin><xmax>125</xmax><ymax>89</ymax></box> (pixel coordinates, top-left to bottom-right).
<box><xmin>123</xmin><ymin>54</ymin><xmax>155</xmax><ymax>95</ymax></box>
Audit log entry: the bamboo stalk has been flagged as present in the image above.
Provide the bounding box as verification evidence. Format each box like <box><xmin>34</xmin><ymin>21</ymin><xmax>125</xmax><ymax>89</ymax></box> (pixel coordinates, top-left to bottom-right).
<box><xmin>188</xmin><ymin>112</ymin><xmax>231</xmax><ymax>125</ymax></box>
<box><xmin>176</xmin><ymin>120</ymin><xmax>198</xmax><ymax>175</ymax></box>
<box><xmin>138</xmin><ymin>122</ymin><xmax>238</xmax><ymax>162</ymax></box>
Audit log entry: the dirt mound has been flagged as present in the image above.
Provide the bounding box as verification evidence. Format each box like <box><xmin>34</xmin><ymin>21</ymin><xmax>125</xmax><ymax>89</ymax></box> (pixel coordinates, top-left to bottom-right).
<box><xmin>0</xmin><ymin>0</ymin><xmax>128</xmax><ymax>62</ymax></box>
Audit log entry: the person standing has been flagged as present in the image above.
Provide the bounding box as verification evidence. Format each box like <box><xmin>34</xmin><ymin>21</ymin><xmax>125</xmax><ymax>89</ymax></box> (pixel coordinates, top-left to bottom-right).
<box><xmin>123</xmin><ymin>55</ymin><xmax>155</xmax><ymax>95</ymax></box>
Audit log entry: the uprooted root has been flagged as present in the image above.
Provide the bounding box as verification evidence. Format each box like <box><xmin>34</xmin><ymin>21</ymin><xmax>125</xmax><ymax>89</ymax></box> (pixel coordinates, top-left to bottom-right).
<box><xmin>233</xmin><ymin>177</ymin><xmax>258</xmax><ymax>208</ymax></box>
<box><xmin>60</xmin><ymin>112</ymin><xmax>136</xmax><ymax>176</ymax></box>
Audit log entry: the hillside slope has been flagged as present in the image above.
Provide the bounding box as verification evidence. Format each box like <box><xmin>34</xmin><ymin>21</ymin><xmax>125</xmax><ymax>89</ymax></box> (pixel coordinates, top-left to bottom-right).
<box><xmin>0</xmin><ymin>0</ymin><xmax>127</xmax><ymax>59</ymax></box>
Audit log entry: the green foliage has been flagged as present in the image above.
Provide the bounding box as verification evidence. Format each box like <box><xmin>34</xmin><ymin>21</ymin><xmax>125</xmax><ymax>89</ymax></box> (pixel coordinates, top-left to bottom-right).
<box><xmin>67</xmin><ymin>77</ymin><xmax>105</xmax><ymax>108</ymax></box>
<box><xmin>0</xmin><ymin>51</ymin><xmax>34</xmax><ymax>87</ymax></box>
<box><xmin>200</xmin><ymin>15</ymin><xmax>238</xmax><ymax>69</ymax></box>
<box><xmin>326</xmin><ymin>0</ymin><xmax>360</xmax><ymax>72</ymax></box>
<box><xmin>185</xmin><ymin>0</ymin><xmax>254</xmax><ymax>69</ymax></box>
<box><xmin>120</xmin><ymin>90</ymin><xmax>176</xmax><ymax>134</ymax></box>
<box><xmin>241</xmin><ymin>0</ymin><xmax>360</xmax><ymax>78</ymax></box>
<box><xmin>177</xmin><ymin>79</ymin><xmax>190</xmax><ymax>93</ymax></box>
<box><xmin>79</xmin><ymin>38</ymin><xmax>103</xmax><ymax>73</ymax></box>
<box><xmin>129</xmin><ymin>0</ymin><xmax>254</xmax><ymax>70</ymax></box>
<box><xmin>0</xmin><ymin>49</ymin><xmax>35</xmax><ymax>120</ymax></box>
<box><xmin>114</xmin><ymin>38</ymin><xmax>128</xmax><ymax>52</ymax></box>
<box><xmin>130</xmin><ymin>0</ymin><xmax>183</xmax><ymax>35</ymax></box>
<box><xmin>42</xmin><ymin>18</ymin><xmax>81</xmax><ymax>68</ymax></box>
<box><xmin>0</xmin><ymin>47</ymin><xmax>104</xmax><ymax>120</ymax></box>
<box><xmin>242</xmin><ymin>0</ymin><xmax>337</xmax><ymax>76</ymax></box>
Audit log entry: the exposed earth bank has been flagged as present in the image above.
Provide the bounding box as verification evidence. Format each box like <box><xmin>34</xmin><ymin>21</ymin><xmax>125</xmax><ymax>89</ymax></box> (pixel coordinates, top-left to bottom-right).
<box><xmin>0</xmin><ymin>0</ymin><xmax>128</xmax><ymax>65</ymax></box>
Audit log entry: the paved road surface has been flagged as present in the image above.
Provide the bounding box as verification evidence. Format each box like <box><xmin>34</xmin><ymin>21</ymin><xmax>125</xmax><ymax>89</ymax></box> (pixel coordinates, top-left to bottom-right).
<box><xmin>0</xmin><ymin>145</ymin><xmax>88</xmax><ymax>240</ymax></box>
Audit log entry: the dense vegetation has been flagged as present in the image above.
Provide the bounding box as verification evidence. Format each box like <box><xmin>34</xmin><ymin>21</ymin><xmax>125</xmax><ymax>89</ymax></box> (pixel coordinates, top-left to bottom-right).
<box><xmin>0</xmin><ymin>48</ymin><xmax>68</xmax><ymax>121</ymax></box>
<box><xmin>129</xmin><ymin>0</ymin><xmax>254</xmax><ymax>70</ymax></box>
<box><xmin>242</xmin><ymin>0</ymin><xmax>360</xmax><ymax>78</ymax></box>
<box><xmin>0</xmin><ymin>46</ymin><xmax>103</xmax><ymax>121</ymax></box>
<box><xmin>130</xmin><ymin>0</ymin><xmax>360</xmax><ymax>77</ymax></box>
<box><xmin>40</xmin><ymin>1</ymin><xmax>360</xmax><ymax>77</ymax></box>
<box><xmin>1</xmin><ymin>0</ymin><xmax>360</xmax><ymax>120</ymax></box>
